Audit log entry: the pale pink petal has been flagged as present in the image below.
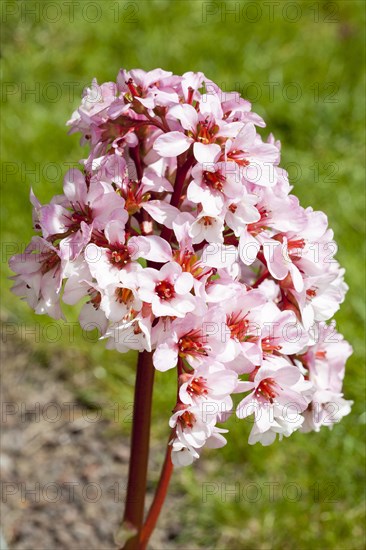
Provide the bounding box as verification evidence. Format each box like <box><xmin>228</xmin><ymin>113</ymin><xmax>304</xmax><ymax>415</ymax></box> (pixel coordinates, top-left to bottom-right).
<box><xmin>128</xmin><ymin>236</ymin><xmax>151</xmax><ymax>260</ymax></box>
<box><xmin>201</xmin><ymin>243</ymin><xmax>237</xmax><ymax>268</ymax></box>
<box><xmin>175</xmin><ymin>272</ymin><xmax>194</xmax><ymax>295</ymax></box>
<box><xmin>153</xmin><ymin>131</ymin><xmax>192</xmax><ymax>157</ymax></box>
<box><xmin>137</xmin><ymin>235</ymin><xmax>172</xmax><ymax>263</ymax></box>
<box><xmin>153</xmin><ymin>342</ymin><xmax>178</xmax><ymax>371</ymax></box>
<box><xmin>289</xmin><ymin>263</ymin><xmax>304</xmax><ymax>292</ymax></box>
<box><xmin>142</xmin><ymin>200</ymin><xmax>180</xmax><ymax>229</ymax></box>
<box><xmin>63</xmin><ymin>169</ymin><xmax>87</xmax><ymax>203</ymax></box>
<box><xmin>168</xmin><ymin>104</ymin><xmax>198</xmax><ymax>131</ymax></box>
<box><xmin>104</xmin><ymin>220</ymin><xmax>126</xmax><ymax>245</ymax></box>
<box><xmin>193</xmin><ymin>142</ymin><xmax>221</xmax><ymax>164</ymax></box>
<box><xmin>239</xmin><ymin>232</ymin><xmax>260</xmax><ymax>265</ymax></box>
<box><xmin>263</xmin><ymin>240</ymin><xmax>288</xmax><ymax>280</ymax></box>
<box><xmin>235</xmin><ymin>123</ymin><xmax>256</xmax><ymax>148</ymax></box>
<box><xmin>40</xmin><ymin>204</ymin><xmax>68</xmax><ymax>237</ymax></box>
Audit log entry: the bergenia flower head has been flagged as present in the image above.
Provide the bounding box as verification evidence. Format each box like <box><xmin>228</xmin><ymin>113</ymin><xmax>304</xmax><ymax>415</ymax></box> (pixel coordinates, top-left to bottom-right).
<box><xmin>10</xmin><ymin>67</ymin><xmax>352</xmax><ymax>467</ymax></box>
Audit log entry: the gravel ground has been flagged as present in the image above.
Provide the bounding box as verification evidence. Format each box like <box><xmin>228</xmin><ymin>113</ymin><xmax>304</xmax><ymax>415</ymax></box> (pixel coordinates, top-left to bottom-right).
<box><xmin>0</xmin><ymin>331</ymin><xmax>185</xmax><ymax>550</ymax></box>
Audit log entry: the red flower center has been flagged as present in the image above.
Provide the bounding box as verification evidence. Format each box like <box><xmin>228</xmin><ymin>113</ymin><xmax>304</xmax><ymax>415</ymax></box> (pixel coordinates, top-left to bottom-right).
<box><xmin>203</xmin><ymin>170</ymin><xmax>226</xmax><ymax>192</ymax></box>
<box><xmin>262</xmin><ymin>337</ymin><xmax>282</xmax><ymax>353</ymax></box>
<box><xmin>187</xmin><ymin>376</ymin><xmax>209</xmax><ymax>397</ymax></box>
<box><xmin>70</xmin><ymin>202</ymin><xmax>93</xmax><ymax>227</ymax></box>
<box><xmin>40</xmin><ymin>250</ymin><xmax>60</xmax><ymax>274</ymax></box>
<box><xmin>226</xmin><ymin>149</ymin><xmax>250</xmax><ymax>167</ymax></box>
<box><xmin>287</xmin><ymin>238</ymin><xmax>305</xmax><ymax>260</ymax></box>
<box><xmin>155</xmin><ymin>280</ymin><xmax>175</xmax><ymax>300</ymax></box>
<box><xmin>87</xmin><ymin>288</ymin><xmax>101</xmax><ymax>310</ymax></box>
<box><xmin>179</xmin><ymin>410</ymin><xmax>196</xmax><ymax>429</ymax></box>
<box><xmin>247</xmin><ymin>209</ymin><xmax>270</xmax><ymax>236</ymax></box>
<box><xmin>306</xmin><ymin>287</ymin><xmax>317</xmax><ymax>298</ymax></box>
<box><xmin>255</xmin><ymin>378</ymin><xmax>278</xmax><ymax>403</ymax></box>
<box><xmin>115</xmin><ymin>287</ymin><xmax>133</xmax><ymax>305</ymax></box>
<box><xmin>227</xmin><ymin>311</ymin><xmax>257</xmax><ymax>342</ymax></box>
<box><xmin>178</xmin><ymin>329</ymin><xmax>207</xmax><ymax>358</ymax></box>
<box><xmin>108</xmin><ymin>245</ymin><xmax>131</xmax><ymax>268</ymax></box>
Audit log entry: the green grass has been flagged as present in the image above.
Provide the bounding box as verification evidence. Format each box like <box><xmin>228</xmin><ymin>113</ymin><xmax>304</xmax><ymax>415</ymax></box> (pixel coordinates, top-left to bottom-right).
<box><xmin>1</xmin><ymin>1</ymin><xmax>365</xmax><ymax>548</ymax></box>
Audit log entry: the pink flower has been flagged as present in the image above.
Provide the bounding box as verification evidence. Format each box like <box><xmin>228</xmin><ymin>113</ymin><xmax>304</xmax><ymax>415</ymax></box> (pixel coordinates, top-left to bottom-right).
<box><xmin>169</xmin><ymin>405</ymin><xmax>214</xmax><ymax>449</ymax></box>
<box><xmin>170</xmin><ymin>438</ymin><xmax>199</xmax><ymax>467</ymax></box>
<box><xmin>153</xmin><ymin>103</ymin><xmax>222</xmax><ymax>162</ymax></box>
<box><xmin>85</xmin><ymin>221</ymin><xmax>171</xmax><ymax>286</ymax></box>
<box><xmin>298</xmin><ymin>263</ymin><xmax>348</xmax><ymax>329</ymax></box>
<box><xmin>62</xmin><ymin>256</ymin><xmax>108</xmax><ymax>333</ymax></box>
<box><xmin>217</xmin><ymin>289</ymin><xmax>268</xmax><ymax>372</ymax></box>
<box><xmin>224</xmin><ymin>122</ymin><xmax>280</xmax><ymax>187</ymax></box>
<box><xmin>67</xmin><ymin>79</ymin><xmax>118</xmax><ymax>144</ymax></box>
<box><xmin>153</xmin><ymin>310</ymin><xmax>228</xmax><ymax>372</ymax></box>
<box><xmin>104</xmin><ymin>312</ymin><xmax>152</xmax><ymax>353</ymax></box>
<box><xmin>224</xmin><ymin>187</ymin><xmax>260</xmax><ymax>236</ymax></box>
<box><xmin>236</xmin><ymin>357</ymin><xmax>313</xmax><ymax>445</ymax></box>
<box><xmin>189</xmin><ymin>213</ymin><xmax>225</xmax><ymax>244</ymax></box>
<box><xmin>187</xmin><ymin>160</ymin><xmax>244</xmax><ymax>216</ymax></box>
<box><xmin>179</xmin><ymin>362</ymin><xmax>238</xmax><ymax>407</ymax></box>
<box><xmin>169</xmin><ymin>399</ymin><xmax>230</xmax><ymax>467</ymax></box>
<box><xmin>137</xmin><ymin>262</ymin><xmax>196</xmax><ymax>318</ymax></box>
<box><xmin>9</xmin><ymin>237</ymin><xmax>64</xmax><ymax>320</ymax></box>
<box><xmin>253</xmin><ymin>302</ymin><xmax>309</xmax><ymax>357</ymax></box>
<box><xmin>170</xmin><ymin>425</ymin><xmax>229</xmax><ymax>467</ymax></box>
<box><xmin>116</xmin><ymin>68</ymin><xmax>177</xmax><ymax>112</ymax></box>
<box><xmin>99</xmin><ymin>270</ymin><xmax>142</xmax><ymax>323</ymax></box>
<box><xmin>238</xmin><ymin>189</ymin><xmax>307</xmax><ymax>266</ymax></box>
<box><xmin>262</xmin><ymin>236</ymin><xmax>305</xmax><ymax>292</ymax></box>
<box><xmin>300</xmin><ymin>322</ymin><xmax>353</xmax><ymax>432</ymax></box>
<box><xmin>38</xmin><ymin>168</ymin><xmax>128</xmax><ymax>261</ymax></box>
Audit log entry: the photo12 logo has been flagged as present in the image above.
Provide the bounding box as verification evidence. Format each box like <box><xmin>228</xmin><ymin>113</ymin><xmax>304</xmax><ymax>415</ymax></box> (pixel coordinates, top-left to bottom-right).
<box><xmin>1</xmin><ymin>1</ymin><xmax>139</xmax><ymax>24</ymax></box>
<box><xmin>201</xmin><ymin>2</ymin><xmax>340</xmax><ymax>24</ymax></box>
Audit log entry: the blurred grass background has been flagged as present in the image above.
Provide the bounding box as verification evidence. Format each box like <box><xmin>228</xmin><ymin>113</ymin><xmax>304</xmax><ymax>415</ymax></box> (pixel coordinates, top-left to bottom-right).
<box><xmin>1</xmin><ymin>0</ymin><xmax>365</xmax><ymax>548</ymax></box>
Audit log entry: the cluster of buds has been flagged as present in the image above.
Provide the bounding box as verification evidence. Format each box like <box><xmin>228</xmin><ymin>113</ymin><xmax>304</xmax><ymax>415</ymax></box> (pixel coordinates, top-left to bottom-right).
<box><xmin>10</xmin><ymin>68</ymin><xmax>352</xmax><ymax>466</ymax></box>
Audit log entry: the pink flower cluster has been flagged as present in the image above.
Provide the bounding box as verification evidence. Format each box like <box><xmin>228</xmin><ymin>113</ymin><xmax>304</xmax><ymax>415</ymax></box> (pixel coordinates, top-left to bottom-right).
<box><xmin>10</xmin><ymin>68</ymin><xmax>352</xmax><ymax>466</ymax></box>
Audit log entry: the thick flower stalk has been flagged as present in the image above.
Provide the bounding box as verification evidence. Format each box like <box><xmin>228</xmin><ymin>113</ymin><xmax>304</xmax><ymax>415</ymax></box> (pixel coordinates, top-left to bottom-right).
<box><xmin>10</xmin><ymin>68</ymin><xmax>352</xmax><ymax>545</ymax></box>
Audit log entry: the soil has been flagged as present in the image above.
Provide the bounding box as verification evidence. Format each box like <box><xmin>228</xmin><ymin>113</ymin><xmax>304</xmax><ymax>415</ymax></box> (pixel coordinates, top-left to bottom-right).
<box><xmin>0</xmin><ymin>331</ymin><xmax>186</xmax><ymax>550</ymax></box>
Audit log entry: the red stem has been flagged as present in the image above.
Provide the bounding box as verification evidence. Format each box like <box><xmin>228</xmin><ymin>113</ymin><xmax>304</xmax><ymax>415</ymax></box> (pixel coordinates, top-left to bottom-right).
<box><xmin>144</xmin><ymin>110</ymin><xmax>169</xmax><ymax>133</ymax></box>
<box><xmin>120</xmin><ymin>351</ymin><xmax>155</xmax><ymax>550</ymax></box>
<box><xmin>160</xmin><ymin>154</ymin><xmax>195</xmax><ymax>243</ymax></box>
<box><xmin>138</xmin><ymin>356</ymin><xmax>183</xmax><ymax>548</ymax></box>
<box><xmin>139</xmin><ymin>437</ymin><xmax>174</xmax><ymax>549</ymax></box>
<box><xmin>252</xmin><ymin>268</ymin><xmax>269</xmax><ymax>288</ymax></box>
<box><xmin>129</xmin><ymin>144</ymin><xmax>143</xmax><ymax>181</ymax></box>
<box><xmin>170</xmin><ymin>154</ymin><xmax>195</xmax><ymax>209</ymax></box>
<box><xmin>257</xmin><ymin>250</ymin><xmax>267</xmax><ymax>266</ymax></box>
<box><xmin>119</xmin><ymin>121</ymin><xmax>193</xmax><ymax>548</ymax></box>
